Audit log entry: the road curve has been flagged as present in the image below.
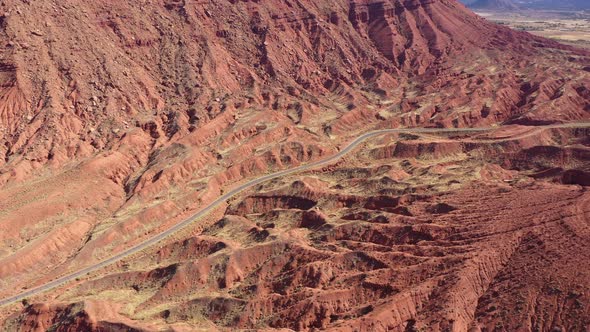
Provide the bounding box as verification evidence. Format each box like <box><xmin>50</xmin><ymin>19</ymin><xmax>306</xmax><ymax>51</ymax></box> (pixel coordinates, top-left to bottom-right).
<box><xmin>1</xmin><ymin>123</ymin><xmax>588</xmax><ymax>307</ymax></box>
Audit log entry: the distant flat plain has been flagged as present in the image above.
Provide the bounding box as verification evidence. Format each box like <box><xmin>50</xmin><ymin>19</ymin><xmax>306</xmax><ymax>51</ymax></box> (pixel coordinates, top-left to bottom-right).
<box><xmin>477</xmin><ymin>10</ymin><xmax>590</xmax><ymax>49</ymax></box>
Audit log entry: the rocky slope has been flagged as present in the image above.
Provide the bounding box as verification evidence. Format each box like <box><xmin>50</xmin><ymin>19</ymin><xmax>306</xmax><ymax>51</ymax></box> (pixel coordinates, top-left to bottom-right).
<box><xmin>0</xmin><ymin>0</ymin><xmax>589</xmax><ymax>331</ymax></box>
<box><xmin>0</xmin><ymin>0</ymin><xmax>587</xmax><ymax>179</ymax></box>
<box><xmin>4</xmin><ymin>125</ymin><xmax>590</xmax><ymax>332</ymax></box>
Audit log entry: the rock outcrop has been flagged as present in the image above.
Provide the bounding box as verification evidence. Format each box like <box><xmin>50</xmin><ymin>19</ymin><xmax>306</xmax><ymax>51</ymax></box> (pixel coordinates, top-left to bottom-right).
<box><xmin>0</xmin><ymin>0</ymin><xmax>589</xmax><ymax>331</ymax></box>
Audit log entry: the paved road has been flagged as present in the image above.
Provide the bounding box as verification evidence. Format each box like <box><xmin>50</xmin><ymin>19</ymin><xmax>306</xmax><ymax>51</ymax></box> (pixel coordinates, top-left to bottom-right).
<box><xmin>1</xmin><ymin>123</ymin><xmax>588</xmax><ymax>307</ymax></box>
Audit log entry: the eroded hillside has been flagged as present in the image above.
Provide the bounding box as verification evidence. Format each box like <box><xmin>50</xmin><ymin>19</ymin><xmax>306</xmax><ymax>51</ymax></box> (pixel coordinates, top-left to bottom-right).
<box><xmin>0</xmin><ymin>0</ymin><xmax>589</xmax><ymax>331</ymax></box>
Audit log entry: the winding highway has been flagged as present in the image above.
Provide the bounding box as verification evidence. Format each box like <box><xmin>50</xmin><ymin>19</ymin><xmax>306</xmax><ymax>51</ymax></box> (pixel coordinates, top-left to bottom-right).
<box><xmin>1</xmin><ymin>123</ymin><xmax>589</xmax><ymax>307</ymax></box>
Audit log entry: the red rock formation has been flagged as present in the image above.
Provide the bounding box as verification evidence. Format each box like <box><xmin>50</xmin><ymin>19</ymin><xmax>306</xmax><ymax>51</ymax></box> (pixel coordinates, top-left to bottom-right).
<box><xmin>6</xmin><ymin>301</ymin><xmax>151</xmax><ymax>331</ymax></box>
<box><xmin>0</xmin><ymin>0</ymin><xmax>589</xmax><ymax>331</ymax></box>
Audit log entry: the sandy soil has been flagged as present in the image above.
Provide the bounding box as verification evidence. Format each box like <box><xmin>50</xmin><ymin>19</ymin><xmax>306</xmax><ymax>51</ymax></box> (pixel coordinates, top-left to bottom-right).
<box><xmin>477</xmin><ymin>10</ymin><xmax>590</xmax><ymax>48</ymax></box>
